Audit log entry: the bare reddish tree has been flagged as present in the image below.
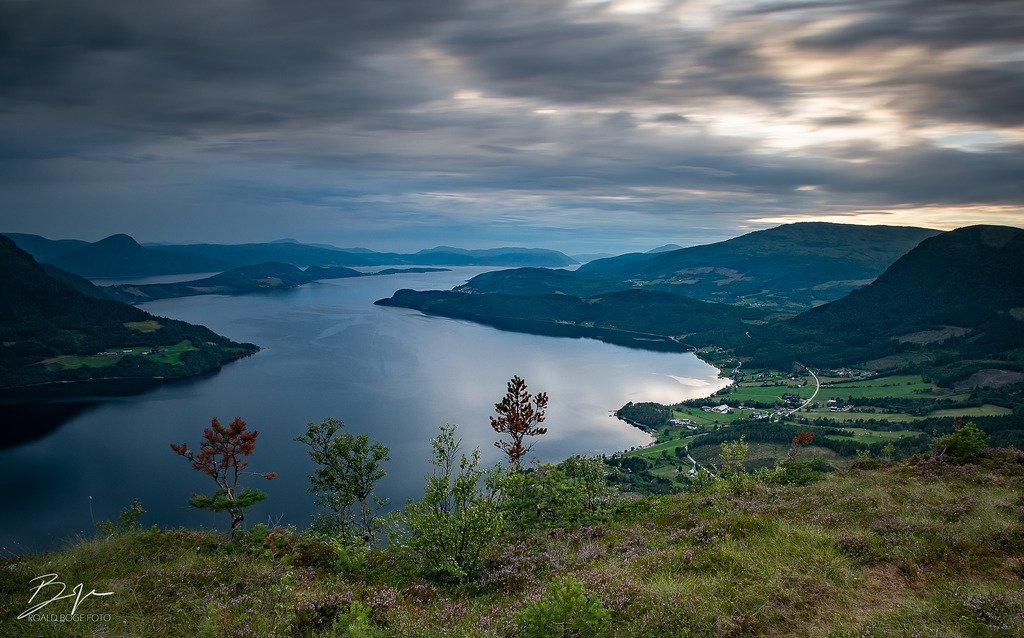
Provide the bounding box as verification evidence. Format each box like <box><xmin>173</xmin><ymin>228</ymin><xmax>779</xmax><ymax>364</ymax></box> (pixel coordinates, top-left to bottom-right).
<box><xmin>789</xmin><ymin>430</ymin><xmax>815</xmax><ymax>459</ymax></box>
<box><xmin>490</xmin><ymin>375</ymin><xmax>549</xmax><ymax>468</ymax></box>
<box><xmin>170</xmin><ymin>417</ymin><xmax>276</xmax><ymax>534</ymax></box>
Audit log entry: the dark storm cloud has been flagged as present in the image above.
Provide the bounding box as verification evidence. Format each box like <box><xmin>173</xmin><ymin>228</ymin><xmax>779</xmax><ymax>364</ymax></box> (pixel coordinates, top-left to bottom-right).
<box><xmin>442</xmin><ymin>2</ymin><xmax>672</xmax><ymax>101</ymax></box>
<box><xmin>0</xmin><ymin>0</ymin><xmax>461</xmax><ymax>131</ymax></box>
<box><xmin>888</xmin><ymin>66</ymin><xmax>1024</xmax><ymax>128</ymax></box>
<box><xmin>790</xmin><ymin>0</ymin><xmax>1024</xmax><ymax>51</ymax></box>
<box><xmin>0</xmin><ymin>0</ymin><xmax>1021</xmax><ymax>249</ymax></box>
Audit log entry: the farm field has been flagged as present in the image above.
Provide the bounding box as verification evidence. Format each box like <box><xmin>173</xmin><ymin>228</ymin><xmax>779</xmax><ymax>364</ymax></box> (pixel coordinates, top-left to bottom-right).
<box><xmin>44</xmin><ymin>340</ymin><xmax>197</xmax><ymax>370</ymax></box>
<box><xmin>623</xmin><ymin>434</ymin><xmax>699</xmax><ymax>460</ymax></box>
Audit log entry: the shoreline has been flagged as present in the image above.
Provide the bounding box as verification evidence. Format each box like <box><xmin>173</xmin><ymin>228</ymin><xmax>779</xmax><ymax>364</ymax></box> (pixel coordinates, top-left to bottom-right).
<box><xmin>0</xmin><ymin>348</ymin><xmax>259</xmax><ymax>402</ymax></box>
<box><xmin>610</xmin><ymin>349</ymin><xmax>733</xmax><ymax>455</ymax></box>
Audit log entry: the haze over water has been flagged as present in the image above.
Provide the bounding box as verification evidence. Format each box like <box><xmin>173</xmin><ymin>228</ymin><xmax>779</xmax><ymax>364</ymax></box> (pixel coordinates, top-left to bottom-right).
<box><xmin>0</xmin><ymin>268</ymin><xmax>729</xmax><ymax>552</ymax></box>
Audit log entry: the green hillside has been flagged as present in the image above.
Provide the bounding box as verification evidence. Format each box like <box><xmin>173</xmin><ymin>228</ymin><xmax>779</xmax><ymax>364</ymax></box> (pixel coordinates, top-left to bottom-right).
<box><xmin>745</xmin><ymin>225</ymin><xmax>1024</xmax><ymax>371</ymax></box>
<box><xmin>458</xmin><ymin>223</ymin><xmax>939</xmax><ymax>310</ymax></box>
<box><xmin>0</xmin><ymin>236</ymin><xmax>257</xmax><ymax>390</ymax></box>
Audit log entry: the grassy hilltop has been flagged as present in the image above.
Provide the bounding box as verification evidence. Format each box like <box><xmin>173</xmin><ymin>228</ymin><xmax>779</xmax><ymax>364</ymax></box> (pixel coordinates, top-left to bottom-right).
<box><xmin>2</xmin><ymin>450</ymin><xmax>1022</xmax><ymax>637</ymax></box>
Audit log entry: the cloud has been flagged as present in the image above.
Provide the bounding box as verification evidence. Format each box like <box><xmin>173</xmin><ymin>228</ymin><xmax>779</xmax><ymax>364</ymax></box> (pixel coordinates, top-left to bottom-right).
<box><xmin>0</xmin><ymin>0</ymin><xmax>1020</xmax><ymax>250</ymax></box>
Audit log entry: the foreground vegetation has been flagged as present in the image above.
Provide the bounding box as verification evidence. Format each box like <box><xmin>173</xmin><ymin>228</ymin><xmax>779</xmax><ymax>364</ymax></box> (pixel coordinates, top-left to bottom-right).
<box><xmin>3</xmin><ymin>446</ymin><xmax>1022</xmax><ymax>637</ymax></box>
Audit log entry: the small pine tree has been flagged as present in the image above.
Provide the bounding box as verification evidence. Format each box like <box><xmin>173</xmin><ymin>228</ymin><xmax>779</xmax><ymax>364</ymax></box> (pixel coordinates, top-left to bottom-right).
<box><xmin>490</xmin><ymin>375</ymin><xmax>549</xmax><ymax>468</ymax></box>
<box><xmin>170</xmin><ymin>417</ymin><xmax>276</xmax><ymax>535</ymax></box>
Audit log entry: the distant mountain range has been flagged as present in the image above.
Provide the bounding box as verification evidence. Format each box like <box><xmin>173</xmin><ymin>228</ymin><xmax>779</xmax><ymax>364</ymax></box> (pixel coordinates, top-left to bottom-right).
<box><xmin>458</xmin><ymin>223</ymin><xmax>940</xmax><ymax>311</ymax></box>
<box><xmin>0</xmin><ymin>236</ymin><xmax>257</xmax><ymax>390</ymax></box>
<box><xmin>378</xmin><ymin>223</ymin><xmax>1024</xmax><ymax>384</ymax></box>
<box><xmin>107</xmin><ymin>263</ymin><xmax>450</xmax><ymax>303</ymax></box>
<box><xmin>3</xmin><ymin>233</ymin><xmax>577</xmax><ymax>277</ymax></box>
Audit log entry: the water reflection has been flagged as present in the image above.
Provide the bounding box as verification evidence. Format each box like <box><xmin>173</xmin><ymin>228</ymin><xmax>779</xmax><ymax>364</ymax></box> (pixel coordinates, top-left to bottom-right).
<box><xmin>0</xmin><ymin>268</ymin><xmax>729</xmax><ymax>552</ymax></box>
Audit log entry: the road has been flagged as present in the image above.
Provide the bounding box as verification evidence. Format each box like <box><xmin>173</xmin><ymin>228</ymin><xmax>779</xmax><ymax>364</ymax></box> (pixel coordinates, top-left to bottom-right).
<box><xmin>777</xmin><ymin>365</ymin><xmax>820</xmax><ymax>418</ymax></box>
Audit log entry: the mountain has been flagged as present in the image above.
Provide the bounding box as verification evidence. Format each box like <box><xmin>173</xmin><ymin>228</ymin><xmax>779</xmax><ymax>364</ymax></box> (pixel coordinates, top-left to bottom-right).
<box><xmin>745</xmin><ymin>225</ymin><xmax>1024</xmax><ymax>371</ymax></box>
<box><xmin>415</xmin><ymin>246</ymin><xmax>577</xmax><ymax>266</ymax></box>
<box><xmin>0</xmin><ymin>236</ymin><xmax>257</xmax><ymax>389</ymax></box>
<box><xmin>38</xmin><ymin>263</ymin><xmax>114</xmax><ymax>300</ymax></box>
<box><xmin>153</xmin><ymin>242</ymin><xmax>577</xmax><ymax>268</ymax></box>
<box><xmin>269</xmin><ymin>238</ymin><xmax>374</xmax><ymax>252</ymax></box>
<box><xmin>646</xmin><ymin>243</ymin><xmax>683</xmax><ymax>253</ymax></box>
<box><xmin>457</xmin><ymin>223</ymin><xmax>940</xmax><ymax>310</ymax></box>
<box><xmin>107</xmin><ymin>263</ymin><xmax>452</xmax><ymax>303</ymax></box>
<box><xmin>302</xmin><ymin>265</ymin><xmax>364</xmax><ymax>280</ymax></box>
<box><xmin>570</xmin><ymin>253</ymin><xmax>614</xmax><ymax>263</ymax></box>
<box><xmin>41</xmin><ymin>234</ymin><xmax>233</xmax><ymax>278</ymax></box>
<box><xmin>3</xmin><ymin>233</ymin><xmax>89</xmax><ymax>263</ymax></box>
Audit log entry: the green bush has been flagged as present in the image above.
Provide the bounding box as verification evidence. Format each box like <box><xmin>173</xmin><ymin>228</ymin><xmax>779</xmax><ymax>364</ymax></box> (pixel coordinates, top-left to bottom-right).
<box><xmin>932</xmin><ymin>421</ymin><xmax>987</xmax><ymax>463</ymax></box>
<box><xmin>389</xmin><ymin>424</ymin><xmax>504</xmax><ymax>581</ymax></box>
<box><xmin>775</xmin><ymin>456</ymin><xmax>825</xmax><ymax>486</ymax></box>
<box><xmin>295</xmin><ymin>417</ymin><xmax>390</xmax><ymax>544</ymax></box>
<box><xmin>331</xmin><ymin>601</ymin><xmax>383</xmax><ymax>638</ymax></box>
<box><xmin>495</xmin><ymin>456</ymin><xmax>612</xmax><ymax>531</ymax></box>
<box><xmin>96</xmin><ymin>498</ymin><xmax>145</xmax><ymax>536</ymax></box>
<box><xmin>516</xmin><ymin>575</ymin><xmax>610</xmax><ymax>638</ymax></box>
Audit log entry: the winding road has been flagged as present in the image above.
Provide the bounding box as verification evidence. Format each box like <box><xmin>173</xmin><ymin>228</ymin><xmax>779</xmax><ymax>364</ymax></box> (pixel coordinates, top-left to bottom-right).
<box><xmin>777</xmin><ymin>365</ymin><xmax>820</xmax><ymax>419</ymax></box>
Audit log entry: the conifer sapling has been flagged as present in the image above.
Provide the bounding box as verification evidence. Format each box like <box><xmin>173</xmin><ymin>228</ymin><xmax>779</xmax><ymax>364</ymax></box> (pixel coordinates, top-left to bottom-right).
<box><xmin>490</xmin><ymin>375</ymin><xmax>549</xmax><ymax>468</ymax></box>
<box><xmin>170</xmin><ymin>416</ymin><xmax>276</xmax><ymax>535</ymax></box>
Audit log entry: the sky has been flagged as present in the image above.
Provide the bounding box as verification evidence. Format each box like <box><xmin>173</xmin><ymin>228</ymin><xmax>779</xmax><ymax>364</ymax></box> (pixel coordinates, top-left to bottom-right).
<box><xmin>1</xmin><ymin>0</ymin><xmax>1022</xmax><ymax>254</ymax></box>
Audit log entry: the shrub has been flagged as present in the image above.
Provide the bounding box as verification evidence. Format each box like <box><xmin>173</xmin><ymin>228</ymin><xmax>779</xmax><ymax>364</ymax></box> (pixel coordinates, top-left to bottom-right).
<box><xmin>516</xmin><ymin>575</ymin><xmax>610</xmax><ymax>638</ymax></box>
<box><xmin>295</xmin><ymin>417</ymin><xmax>390</xmax><ymax>544</ymax></box>
<box><xmin>776</xmin><ymin>455</ymin><xmax>826</xmax><ymax>485</ymax></box>
<box><xmin>389</xmin><ymin>424</ymin><xmax>504</xmax><ymax>581</ymax></box>
<box><xmin>852</xmin><ymin>449</ymin><xmax>884</xmax><ymax>470</ymax></box>
<box><xmin>720</xmin><ymin>436</ymin><xmax>750</xmax><ymax>494</ymax></box>
<box><xmin>495</xmin><ymin>456</ymin><xmax>613</xmax><ymax>531</ymax></box>
<box><xmin>96</xmin><ymin>498</ymin><xmax>145</xmax><ymax>536</ymax></box>
<box><xmin>933</xmin><ymin>420</ymin><xmax>987</xmax><ymax>463</ymax></box>
<box><xmin>331</xmin><ymin>601</ymin><xmax>384</xmax><ymax>637</ymax></box>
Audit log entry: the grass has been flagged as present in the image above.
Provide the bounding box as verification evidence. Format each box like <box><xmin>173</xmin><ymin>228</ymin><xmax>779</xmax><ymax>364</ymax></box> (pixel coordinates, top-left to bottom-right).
<box><xmin>928</xmin><ymin>405</ymin><xmax>1013</xmax><ymax>418</ymax></box>
<box><xmin>672</xmin><ymin>407</ymin><xmax>760</xmax><ymax>426</ymax></box>
<box><xmin>4</xmin><ymin>451</ymin><xmax>1021</xmax><ymax>637</ymax></box>
<box><xmin>803</xmin><ymin>408</ymin><xmax>921</xmax><ymax>423</ymax></box>
<box><xmin>124</xmin><ymin>320</ymin><xmax>162</xmax><ymax>333</ymax></box>
<box><xmin>724</xmin><ymin>374</ymin><xmax>944</xmax><ymax>405</ymax></box>
<box><xmin>623</xmin><ymin>435</ymin><xmax>699</xmax><ymax>460</ymax></box>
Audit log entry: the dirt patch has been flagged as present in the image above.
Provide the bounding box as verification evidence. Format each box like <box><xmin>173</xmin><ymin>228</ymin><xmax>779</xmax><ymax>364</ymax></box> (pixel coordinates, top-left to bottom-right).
<box><xmin>954</xmin><ymin>369</ymin><xmax>1024</xmax><ymax>390</ymax></box>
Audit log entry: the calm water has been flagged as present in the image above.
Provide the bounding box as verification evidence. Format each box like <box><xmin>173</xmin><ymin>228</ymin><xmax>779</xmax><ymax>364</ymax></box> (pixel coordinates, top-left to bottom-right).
<box><xmin>0</xmin><ymin>268</ymin><xmax>728</xmax><ymax>552</ymax></box>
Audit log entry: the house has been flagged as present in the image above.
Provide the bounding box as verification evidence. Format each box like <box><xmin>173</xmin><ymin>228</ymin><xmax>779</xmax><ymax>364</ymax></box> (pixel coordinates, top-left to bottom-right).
<box><xmin>711</xmin><ymin>404</ymin><xmax>731</xmax><ymax>414</ymax></box>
